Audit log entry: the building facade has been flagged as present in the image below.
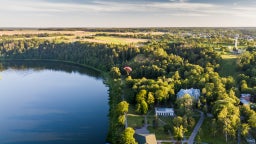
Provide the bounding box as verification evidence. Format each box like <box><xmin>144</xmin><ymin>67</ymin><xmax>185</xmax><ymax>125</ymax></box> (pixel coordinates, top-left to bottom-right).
<box><xmin>155</xmin><ymin>107</ymin><xmax>174</xmax><ymax>116</ymax></box>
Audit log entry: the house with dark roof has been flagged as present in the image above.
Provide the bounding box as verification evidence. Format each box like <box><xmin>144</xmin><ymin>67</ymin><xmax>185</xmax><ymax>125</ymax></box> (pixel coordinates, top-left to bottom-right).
<box><xmin>134</xmin><ymin>133</ymin><xmax>157</xmax><ymax>144</ymax></box>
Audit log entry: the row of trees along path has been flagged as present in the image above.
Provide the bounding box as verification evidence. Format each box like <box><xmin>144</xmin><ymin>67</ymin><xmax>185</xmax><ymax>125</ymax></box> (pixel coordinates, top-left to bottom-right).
<box><xmin>157</xmin><ymin>111</ymin><xmax>204</xmax><ymax>144</ymax></box>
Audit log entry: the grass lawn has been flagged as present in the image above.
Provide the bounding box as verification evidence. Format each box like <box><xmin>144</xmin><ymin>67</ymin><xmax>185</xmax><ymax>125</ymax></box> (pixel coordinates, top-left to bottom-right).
<box><xmin>148</xmin><ymin>126</ymin><xmax>171</xmax><ymax>140</ymax></box>
<box><xmin>94</xmin><ymin>36</ymin><xmax>147</xmax><ymax>45</ymax></box>
<box><xmin>219</xmin><ymin>54</ymin><xmax>238</xmax><ymax>77</ymax></box>
<box><xmin>127</xmin><ymin>105</ymin><xmax>144</xmax><ymax>129</ymax></box>
<box><xmin>0</xmin><ymin>30</ymin><xmax>148</xmax><ymax>45</ymax></box>
<box><xmin>127</xmin><ymin>114</ymin><xmax>144</xmax><ymax>129</ymax></box>
<box><xmin>196</xmin><ymin>117</ymin><xmax>239</xmax><ymax>144</ymax></box>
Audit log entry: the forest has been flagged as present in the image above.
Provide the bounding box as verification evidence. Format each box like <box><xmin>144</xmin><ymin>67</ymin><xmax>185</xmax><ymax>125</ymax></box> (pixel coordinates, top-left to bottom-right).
<box><xmin>0</xmin><ymin>28</ymin><xmax>256</xmax><ymax>144</ymax></box>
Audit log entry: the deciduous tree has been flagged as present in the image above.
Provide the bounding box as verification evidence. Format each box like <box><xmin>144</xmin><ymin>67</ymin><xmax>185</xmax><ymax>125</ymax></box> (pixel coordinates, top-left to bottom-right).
<box><xmin>121</xmin><ymin>127</ymin><xmax>137</xmax><ymax>144</ymax></box>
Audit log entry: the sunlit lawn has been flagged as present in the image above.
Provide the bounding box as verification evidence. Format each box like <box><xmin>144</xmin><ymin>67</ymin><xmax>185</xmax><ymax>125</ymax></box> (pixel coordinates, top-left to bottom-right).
<box><xmin>94</xmin><ymin>36</ymin><xmax>147</xmax><ymax>45</ymax></box>
<box><xmin>0</xmin><ymin>30</ymin><xmax>148</xmax><ymax>45</ymax></box>
<box><xmin>148</xmin><ymin>126</ymin><xmax>172</xmax><ymax>140</ymax></box>
<box><xmin>127</xmin><ymin>114</ymin><xmax>144</xmax><ymax>129</ymax></box>
<box><xmin>219</xmin><ymin>54</ymin><xmax>238</xmax><ymax>77</ymax></box>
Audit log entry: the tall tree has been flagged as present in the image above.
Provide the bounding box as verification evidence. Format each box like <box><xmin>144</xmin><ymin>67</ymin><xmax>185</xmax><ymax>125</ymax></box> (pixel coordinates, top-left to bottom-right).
<box><xmin>121</xmin><ymin>127</ymin><xmax>137</xmax><ymax>144</ymax></box>
<box><xmin>176</xmin><ymin>94</ymin><xmax>193</xmax><ymax>116</ymax></box>
<box><xmin>248</xmin><ymin>113</ymin><xmax>256</xmax><ymax>128</ymax></box>
<box><xmin>110</xmin><ymin>67</ymin><xmax>121</xmax><ymax>78</ymax></box>
<box><xmin>117</xmin><ymin>101</ymin><xmax>129</xmax><ymax>114</ymax></box>
<box><xmin>117</xmin><ymin>101</ymin><xmax>129</xmax><ymax>125</ymax></box>
<box><xmin>211</xmin><ymin>118</ymin><xmax>218</xmax><ymax>136</ymax></box>
<box><xmin>140</xmin><ymin>100</ymin><xmax>148</xmax><ymax>114</ymax></box>
<box><xmin>213</xmin><ymin>99</ymin><xmax>240</xmax><ymax>142</ymax></box>
<box><xmin>173</xmin><ymin>125</ymin><xmax>184</xmax><ymax>141</ymax></box>
<box><xmin>147</xmin><ymin>92</ymin><xmax>155</xmax><ymax>107</ymax></box>
<box><xmin>241</xmin><ymin>123</ymin><xmax>250</xmax><ymax>137</ymax></box>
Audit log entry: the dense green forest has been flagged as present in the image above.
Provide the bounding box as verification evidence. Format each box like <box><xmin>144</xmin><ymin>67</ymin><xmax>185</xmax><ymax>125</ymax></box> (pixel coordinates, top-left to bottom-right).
<box><xmin>1</xmin><ymin>28</ymin><xmax>256</xmax><ymax>143</ymax></box>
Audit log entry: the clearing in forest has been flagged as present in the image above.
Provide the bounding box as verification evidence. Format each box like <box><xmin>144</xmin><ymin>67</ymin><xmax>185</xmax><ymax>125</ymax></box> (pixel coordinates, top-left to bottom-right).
<box><xmin>219</xmin><ymin>54</ymin><xmax>238</xmax><ymax>77</ymax></box>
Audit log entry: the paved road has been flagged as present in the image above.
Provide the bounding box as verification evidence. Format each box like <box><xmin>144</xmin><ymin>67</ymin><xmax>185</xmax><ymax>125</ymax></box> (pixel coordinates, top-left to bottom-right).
<box><xmin>135</xmin><ymin>115</ymin><xmax>150</xmax><ymax>134</ymax></box>
<box><xmin>187</xmin><ymin>111</ymin><xmax>205</xmax><ymax>144</ymax></box>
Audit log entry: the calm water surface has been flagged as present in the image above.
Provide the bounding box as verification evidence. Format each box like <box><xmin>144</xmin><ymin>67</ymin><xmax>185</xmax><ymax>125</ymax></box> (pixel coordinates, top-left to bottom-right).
<box><xmin>0</xmin><ymin>62</ymin><xmax>108</xmax><ymax>144</ymax></box>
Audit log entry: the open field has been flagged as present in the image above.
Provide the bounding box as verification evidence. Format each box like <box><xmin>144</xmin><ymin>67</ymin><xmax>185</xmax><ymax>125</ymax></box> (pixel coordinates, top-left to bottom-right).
<box><xmin>83</xmin><ymin>36</ymin><xmax>148</xmax><ymax>45</ymax></box>
<box><xmin>0</xmin><ymin>30</ymin><xmax>148</xmax><ymax>45</ymax></box>
<box><xmin>221</xmin><ymin>54</ymin><xmax>238</xmax><ymax>59</ymax></box>
<box><xmin>219</xmin><ymin>54</ymin><xmax>238</xmax><ymax>77</ymax></box>
<box><xmin>0</xmin><ymin>30</ymin><xmax>88</xmax><ymax>36</ymax></box>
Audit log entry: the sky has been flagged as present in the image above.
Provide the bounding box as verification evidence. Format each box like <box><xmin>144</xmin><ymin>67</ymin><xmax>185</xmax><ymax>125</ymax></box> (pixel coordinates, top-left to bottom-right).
<box><xmin>0</xmin><ymin>0</ymin><xmax>256</xmax><ymax>27</ymax></box>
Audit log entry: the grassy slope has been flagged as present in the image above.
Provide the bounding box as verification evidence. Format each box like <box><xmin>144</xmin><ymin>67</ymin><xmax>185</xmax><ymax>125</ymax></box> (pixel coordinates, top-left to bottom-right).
<box><xmin>219</xmin><ymin>54</ymin><xmax>238</xmax><ymax>77</ymax></box>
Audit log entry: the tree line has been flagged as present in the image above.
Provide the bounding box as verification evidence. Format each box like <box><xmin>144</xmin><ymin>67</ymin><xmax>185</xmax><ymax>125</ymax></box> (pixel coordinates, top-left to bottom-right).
<box><xmin>1</xmin><ymin>29</ymin><xmax>256</xmax><ymax>143</ymax></box>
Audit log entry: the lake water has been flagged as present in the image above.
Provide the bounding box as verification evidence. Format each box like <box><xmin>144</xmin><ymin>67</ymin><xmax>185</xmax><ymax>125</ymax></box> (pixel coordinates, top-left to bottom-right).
<box><xmin>0</xmin><ymin>61</ymin><xmax>109</xmax><ymax>144</ymax></box>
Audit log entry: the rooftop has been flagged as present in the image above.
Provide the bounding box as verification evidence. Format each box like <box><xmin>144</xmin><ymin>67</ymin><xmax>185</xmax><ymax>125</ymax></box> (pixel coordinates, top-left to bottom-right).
<box><xmin>155</xmin><ymin>108</ymin><xmax>174</xmax><ymax>112</ymax></box>
<box><xmin>177</xmin><ymin>88</ymin><xmax>200</xmax><ymax>100</ymax></box>
<box><xmin>134</xmin><ymin>133</ymin><xmax>157</xmax><ymax>144</ymax></box>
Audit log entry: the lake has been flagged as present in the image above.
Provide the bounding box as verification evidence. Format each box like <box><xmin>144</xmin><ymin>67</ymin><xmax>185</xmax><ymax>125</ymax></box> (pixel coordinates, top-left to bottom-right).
<box><xmin>0</xmin><ymin>61</ymin><xmax>109</xmax><ymax>144</ymax></box>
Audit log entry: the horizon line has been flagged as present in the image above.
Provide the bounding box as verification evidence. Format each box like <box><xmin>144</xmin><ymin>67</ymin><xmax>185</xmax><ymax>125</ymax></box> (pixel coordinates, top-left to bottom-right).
<box><xmin>1</xmin><ymin>26</ymin><xmax>256</xmax><ymax>30</ymax></box>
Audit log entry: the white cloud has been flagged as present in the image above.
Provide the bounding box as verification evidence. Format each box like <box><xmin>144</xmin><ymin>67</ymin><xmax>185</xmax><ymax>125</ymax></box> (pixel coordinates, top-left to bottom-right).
<box><xmin>148</xmin><ymin>2</ymin><xmax>215</xmax><ymax>10</ymax></box>
<box><xmin>232</xmin><ymin>6</ymin><xmax>256</xmax><ymax>18</ymax></box>
<box><xmin>0</xmin><ymin>0</ymin><xmax>218</xmax><ymax>13</ymax></box>
<box><xmin>0</xmin><ymin>0</ymin><xmax>255</xmax><ymax>27</ymax></box>
<box><xmin>170</xmin><ymin>13</ymin><xmax>207</xmax><ymax>17</ymax></box>
<box><xmin>1</xmin><ymin>0</ymin><xmax>254</xmax><ymax>17</ymax></box>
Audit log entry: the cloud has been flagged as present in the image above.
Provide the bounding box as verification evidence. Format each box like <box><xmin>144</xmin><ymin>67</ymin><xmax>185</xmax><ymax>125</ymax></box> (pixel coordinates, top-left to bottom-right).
<box><xmin>1</xmin><ymin>0</ymin><xmax>254</xmax><ymax>17</ymax></box>
<box><xmin>0</xmin><ymin>0</ymin><xmax>217</xmax><ymax>16</ymax></box>
<box><xmin>0</xmin><ymin>0</ymin><xmax>255</xmax><ymax>27</ymax></box>
<box><xmin>232</xmin><ymin>6</ymin><xmax>256</xmax><ymax>18</ymax></box>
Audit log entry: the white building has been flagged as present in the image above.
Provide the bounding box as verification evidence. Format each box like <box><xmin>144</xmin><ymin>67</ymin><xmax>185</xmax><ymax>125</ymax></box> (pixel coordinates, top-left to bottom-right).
<box><xmin>240</xmin><ymin>94</ymin><xmax>251</xmax><ymax>105</ymax></box>
<box><xmin>177</xmin><ymin>88</ymin><xmax>200</xmax><ymax>100</ymax></box>
<box><xmin>155</xmin><ymin>108</ymin><xmax>174</xmax><ymax>116</ymax></box>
